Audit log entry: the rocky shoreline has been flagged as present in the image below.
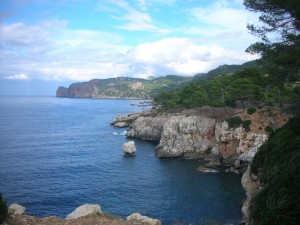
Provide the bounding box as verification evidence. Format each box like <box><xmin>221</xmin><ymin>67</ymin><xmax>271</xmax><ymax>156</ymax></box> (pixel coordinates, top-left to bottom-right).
<box><xmin>111</xmin><ymin>107</ymin><xmax>286</xmax><ymax>173</ymax></box>
<box><xmin>111</xmin><ymin>106</ymin><xmax>287</xmax><ymax>224</ymax></box>
<box><xmin>3</xmin><ymin>203</ymin><xmax>161</xmax><ymax>225</ymax></box>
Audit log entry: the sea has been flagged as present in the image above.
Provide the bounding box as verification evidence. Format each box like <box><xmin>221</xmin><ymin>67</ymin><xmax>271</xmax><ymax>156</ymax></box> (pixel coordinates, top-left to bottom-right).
<box><xmin>0</xmin><ymin>96</ymin><xmax>245</xmax><ymax>225</ymax></box>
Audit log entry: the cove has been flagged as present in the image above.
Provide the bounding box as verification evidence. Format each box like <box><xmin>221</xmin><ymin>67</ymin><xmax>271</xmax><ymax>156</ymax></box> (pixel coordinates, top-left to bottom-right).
<box><xmin>0</xmin><ymin>96</ymin><xmax>245</xmax><ymax>225</ymax></box>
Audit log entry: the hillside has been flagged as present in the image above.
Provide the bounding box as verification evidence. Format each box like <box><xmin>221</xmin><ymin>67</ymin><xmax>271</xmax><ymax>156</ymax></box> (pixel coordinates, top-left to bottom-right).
<box><xmin>56</xmin><ymin>75</ymin><xmax>191</xmax><ymax>99</ymax></box>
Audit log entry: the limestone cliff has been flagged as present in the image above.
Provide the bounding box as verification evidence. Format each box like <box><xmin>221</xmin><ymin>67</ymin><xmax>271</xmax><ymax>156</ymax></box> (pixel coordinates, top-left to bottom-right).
<box><xmin>126</xmin><ymin>117</ymin><xmax>168</xmax><ymax>141</ymax></box>
<box><xmin>156</xmin><ymin>116</ymin><xmax>216</xmax><ymax>158</ymax></box>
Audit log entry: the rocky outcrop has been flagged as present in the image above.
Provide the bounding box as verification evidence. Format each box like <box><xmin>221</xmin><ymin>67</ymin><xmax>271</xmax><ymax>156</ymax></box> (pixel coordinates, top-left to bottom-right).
<box><xmin>123</xmin><ymin>141</ymin><xmax>136</xmax><ymax>156</ymax></box>
<box><xmin>156</xmin><ymin>116</ymin><xmax>216</xmax><ymax>158</ymax></box>
<box><xmin>241</xmin><ymin>166</ymin><xmax>259</xmax><ymax>225</ymax></box>
<box><xmin>66</xmin><ymin>204</ymin><xmax>102</xmax><ymax>220</ymax></box>
<box><xmin>126</xmin><ymin>117</ymin><xmax>168</xmax><ymax>141</ymax></box>
<box><xmin>8</xmin><ymin>203</ymin><xmax>25</xmax><ymax>215</ymax></box>
<box><xmin>111</xmin><ymin>113</ymin><xmax>141</xmax><ymax>128</ymax></box>
<box><xmin>127</xmin><ymin>213</ymin><xmax>161</xmax><ymax>225</ymax></box>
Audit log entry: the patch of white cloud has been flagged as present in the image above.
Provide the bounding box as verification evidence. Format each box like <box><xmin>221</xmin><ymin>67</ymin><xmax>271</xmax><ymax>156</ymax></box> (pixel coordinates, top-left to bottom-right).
<box><xmin>5</xmin><ymin>73</ymin><xmax>29</xmax><ymax>80</ymax></box>
<box><xmin>185</xmin><ymin>0</ymin><xmax>260</xmax><ymax>50</ymax></box>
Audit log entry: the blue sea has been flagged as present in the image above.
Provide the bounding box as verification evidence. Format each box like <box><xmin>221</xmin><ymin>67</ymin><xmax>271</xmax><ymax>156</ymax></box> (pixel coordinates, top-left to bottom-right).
<box><xmin>0</xmin><ymin>96</ymin><xmax>245</xmax><ymax>225</ymax></box>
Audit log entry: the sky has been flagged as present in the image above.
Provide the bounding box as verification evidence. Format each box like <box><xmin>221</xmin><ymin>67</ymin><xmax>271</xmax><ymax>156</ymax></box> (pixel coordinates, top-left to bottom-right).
<box><xmin>0</xmin><ymin>0</ymin><xmax>261</xmax><ymax>95</ymax></box>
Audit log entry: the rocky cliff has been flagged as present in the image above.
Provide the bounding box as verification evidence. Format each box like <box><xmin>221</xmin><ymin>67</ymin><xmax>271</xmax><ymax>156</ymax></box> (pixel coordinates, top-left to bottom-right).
<box><xmin>56</xmin><ymin>76</ymin><xmax>191</xmax><ymax>99</ymax></box>
<box><xmin>112</xmin><ymin>107</ymin><xmax>287</xmax><ymax>171</ymax></box>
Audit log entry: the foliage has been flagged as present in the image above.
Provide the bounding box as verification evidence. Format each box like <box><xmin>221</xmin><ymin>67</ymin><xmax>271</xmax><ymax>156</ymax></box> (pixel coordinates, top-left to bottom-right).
<box><xmin>250</xmin><ymin>115</ymin><xmax>300</xmax><ymax>225</ymax></box>
<box><xmin>264</xmin><ymin>125</ymin><xmax>274</xmax><ymax>133</ymax></box>
<box><xmin>226</xmin><ymin>116</ymin><xmax>242</xmax><ymax>128</ymax></box>
<box><xmin>247</xmin><ymin>107</ymin><xmax>257</xmax><ymax>115</ymax></box>
<box><xmin>242</xmin><ymin>120</ymin><xmax>252</xmax><ymax>132</ymax></box>
<box><xmin>154</xmin><ymin>66</ymin><xmax>297</xmax><ymax>110</ymax></box>
<box><xmin>244</xmin><ymin>0</ymin><xmax>300</xmax><ymax>79</ymax></box>
<box><xmin>0</xmin><ymin>194</ymin><xmax>8</xmax><ymax>224</ymax></box>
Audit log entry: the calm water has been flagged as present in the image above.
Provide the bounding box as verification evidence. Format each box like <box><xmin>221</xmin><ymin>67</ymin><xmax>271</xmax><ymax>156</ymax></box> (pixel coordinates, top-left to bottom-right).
<box><xmin>0</xmin><ymin>96</ymin><xmax>245</xmax><ymax>225</ymax></box>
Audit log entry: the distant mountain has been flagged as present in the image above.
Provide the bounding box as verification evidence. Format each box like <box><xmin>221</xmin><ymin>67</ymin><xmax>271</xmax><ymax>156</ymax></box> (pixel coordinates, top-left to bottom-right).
<box><xmin>56</xmin><ymin>75</ymin><xmax>192</xmax><ymax>99</ymax></box>
<box><xmin>193</xmin><ymin>60</ymin><xmax>259</xmax><ymax>81</ymax></box>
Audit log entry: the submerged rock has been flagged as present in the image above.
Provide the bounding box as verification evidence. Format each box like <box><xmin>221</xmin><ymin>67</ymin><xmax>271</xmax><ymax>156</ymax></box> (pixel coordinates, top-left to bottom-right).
<box><xmin>123</xmin><ymin>141</ymin><xmax>136</xmax><ymax>156</ymax></box>
<box><xmin>127</xmin><ymin>212</ymin><xmax>161</xmax><ymax>225</ymax></box>
<box><xmin>198</xmin><ymin>166</ymin><xmax>219</xmax><ymax>173</ymax></box>
<box><xmin>8</xmin><ymin>203</ymin><xmax>25</xmax><ymax>215</ymax></box>
<box><xmin>66</xmin><ymin>204</ymin><xmax>102</xmax><ymax>220</ymax></box>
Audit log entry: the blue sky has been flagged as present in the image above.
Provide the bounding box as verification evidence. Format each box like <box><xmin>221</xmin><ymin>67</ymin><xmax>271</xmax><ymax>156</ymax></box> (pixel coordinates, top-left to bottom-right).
<box><xmin>0</xmin><ymin>0</ymin><xmax>260</xmax><ymax>95</ymax></box>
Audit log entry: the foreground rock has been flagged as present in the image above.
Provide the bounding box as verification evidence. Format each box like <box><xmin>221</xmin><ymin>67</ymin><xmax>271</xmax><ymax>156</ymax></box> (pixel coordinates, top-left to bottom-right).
<box><xmin>5</xmin><ymin>214</ymin><xmax>152</xmax><ymax>225</ymax></box>
<box><xmin>66</xmin><ymin>204</ymin><xmax>102</xmax><ymax>220</ymax></box>
<box><xmin>122</xmin><ymin>141</ymin><xmax>136</xmax><ymax>156</ymax></box>
<box><xmin>127</xmin><ymin>213</ymin><xmax>161</xmax><ymax>225</ymax></box>
<box><xmin>8</xmin><ymin>204</ymin><xmax>25</xmax><ymax>215</ymax></box>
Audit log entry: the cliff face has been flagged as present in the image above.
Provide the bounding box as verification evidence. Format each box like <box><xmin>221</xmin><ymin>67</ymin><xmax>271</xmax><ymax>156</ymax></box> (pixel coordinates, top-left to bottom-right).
<box><xmin>156</xmin><ymin>116</ymin><xmax>216</xmax><ymax>158</ymax></box>
<box><xmin>56</xmin><ymin>80</ymin><xmax>100</xmax><ymax>98</ymax></box>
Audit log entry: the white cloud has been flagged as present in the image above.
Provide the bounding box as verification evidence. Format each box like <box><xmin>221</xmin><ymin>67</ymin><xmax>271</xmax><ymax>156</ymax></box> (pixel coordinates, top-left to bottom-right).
<box><xmin>5</xmin><ymin>73</ymin><xmax>29</xmax><ymax>80</ymax></box>
<box><xmin>185</xmin><ymin>0</ymin><xmax>260</xmax><ymax>50</ymax></box>
<box><xmin>126</xmin><ymin>38</ymin><xmax>257</xmax><ymax>77</ymax></box>
<box><xmin>115</xmin><ymin>9</ymin><xmax>170</xmax><ymax>34</ymax></box>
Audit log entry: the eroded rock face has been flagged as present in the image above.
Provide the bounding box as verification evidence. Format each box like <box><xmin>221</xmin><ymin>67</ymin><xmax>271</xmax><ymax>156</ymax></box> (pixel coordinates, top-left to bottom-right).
<box><xmin>111</xmin><ymin>113</ymin><xmax>141</xmax><ymax>128</ymax></box>
<box><xmin>123</xmin><ymin>141</ymin><xmax>136</xmax><ymax>156</ymax></box>
<box><xmin>127</xmin><ymin>212</ymin><xmax>161</xmax><ymax>225</ymax></box>
<box><xmin>126</xmin><ymin>117</ymin><xmax>168</xmax><ymax>141</ymax></box>
<box><xmin>8</xmin><ymin>203</ymin><xmax>25</xmax><ymax>215</ymax></box>
<box><xmin>66</xmin><ymin>204</ymin><xmax>102</xmax><ymax>220</ymax></box>
<box><xmin>241</xmin><ymin>166</ymin><xmax>259</xmax><ymax>225</ymax></box>
<box><xmin>156</xmin><ymin>116</ymin><xmax>216</xmax><ymax>158</ymax></box>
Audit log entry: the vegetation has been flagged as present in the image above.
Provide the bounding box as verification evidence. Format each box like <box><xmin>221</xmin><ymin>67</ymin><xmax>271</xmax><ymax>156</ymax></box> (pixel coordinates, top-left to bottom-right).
<box><xmin>154</xmin><ymin>66</ymin><xmax>298</xmax><ymax>110</ymax></box>
<box><xmin>247</xmin><ymin>107</ymin><xmax>256</xmax><ymax>115</ymax></box>
<box><xmin>227</xmin><ymin>116</ymin><xmax>242</xmax><ymax>128</ymax></box>
<box><xmin>250</xmin><ymin>115</ymin><xmax>300</xmax><ymax>225</ymax></box>
<box><xmin>0</xmin><ymin>194</ymin><xmax>8</xmax><ymax>223</ymax></box>
<box><xmin>93</xmin><ymin>75</ymin><xmax>192</xmax><ymax>99</ymax></box>
<box><xmin>242</xmin><ymin>120</ymin><xmax>252</xmax><ymax>132</ymax></box>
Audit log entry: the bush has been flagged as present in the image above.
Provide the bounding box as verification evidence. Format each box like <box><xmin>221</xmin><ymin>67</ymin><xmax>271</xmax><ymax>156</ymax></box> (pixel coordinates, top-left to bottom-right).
<box><xmin>227</xmin><ymin>116</ymin><xmax>242</xmax><ymax>128</ymax></box>
<box><xmin>247</xmin><ymin>107</ymin><xmax>257</xmax><ymax>115</ymax></box>
<box><xmin>0</xmin><ymin>194</ymin><xmax>8</xmax><ymax>223</ymax></box>
<box><xmin>242</xmin><ymin>119</ymin><xmax>252</xmax><ymax>132</ymax></box>
<box><xmin>265</xmin><ymin>126</ymin><xmax>274</xmax><ymax>133</ymax></box>
<box><xmin>250</xmin><ymin>115</ymin><xmax>300</xmax><ymax>225</ymax></box>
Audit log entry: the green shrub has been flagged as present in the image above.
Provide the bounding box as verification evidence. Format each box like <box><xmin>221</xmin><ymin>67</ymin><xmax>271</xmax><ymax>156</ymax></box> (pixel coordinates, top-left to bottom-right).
<box><xmin>227</xmin><ymin>116</ymin><xmax>242</xmax><ymax>128</ymax></box>
<box><xmin>265</xmin><ymin>126</ymin><xmax>274</xmax><ymax>133</ymax></box>
<box><xmin>250</xmin><ymin>115</ymin><xmax>300</xmax><ymax>225</ymax></box>
<box><xmin>247</xmin><ymin>107</ymin><xmax>257</xmax><ymax>115</ymax></box>
<box><xmin>242</xmin><ymin>119</ymin><xmax>252</xmax><ymax>132</ymax></box>
<box><xmin>0</xmin><ymin>194</ymin><xmax>8</xmax><ymax>223</ymax></box>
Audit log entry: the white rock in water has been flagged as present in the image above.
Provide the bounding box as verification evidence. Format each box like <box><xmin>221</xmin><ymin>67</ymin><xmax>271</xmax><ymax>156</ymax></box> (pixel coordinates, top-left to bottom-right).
<box><xmin>123</xmin><ymin>141</ymin><xmax>136</xmax><ymax>156</ymax></box>
<box><xmin>127</xmin><ymin>212</ymin><xmax>161</xmax><ymax>225</ymax></box>
<box><xmin>66</xmin><ymin>204</ymin><xmax>102</xmax><ymax>220</ymax></box>
<box><xmin>8</xmin><ymin>203</ymin><xmax>25</xmax><ymax>215</ymax></box>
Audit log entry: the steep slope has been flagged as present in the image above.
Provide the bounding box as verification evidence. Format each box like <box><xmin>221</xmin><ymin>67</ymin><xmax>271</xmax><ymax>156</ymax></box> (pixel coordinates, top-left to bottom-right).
<box><xmin>56</xmin><ymin>76</ymin><xmax>191</xmax><ymax>99</ymax></box>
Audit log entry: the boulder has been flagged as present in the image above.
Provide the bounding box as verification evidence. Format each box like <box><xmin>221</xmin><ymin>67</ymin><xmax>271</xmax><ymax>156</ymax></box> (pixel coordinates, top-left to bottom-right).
<box><xmin>66</xmin><ymin>204</ymin><xmax>102</xmax><ymax>220</ymax></box>
<box><xmin>123</xmin><ymin>141</ymin><xmax>136</xmax><ymax>156</ymax></box>
<box><xmin>127</xmin><ymin>212</ymin><xmax>161</xmax><ymax>225</ymax></box>
<box><xmin>8</xmin><ymin>203</ymin><xmax>25</xmax><ymax>215</ymax></box>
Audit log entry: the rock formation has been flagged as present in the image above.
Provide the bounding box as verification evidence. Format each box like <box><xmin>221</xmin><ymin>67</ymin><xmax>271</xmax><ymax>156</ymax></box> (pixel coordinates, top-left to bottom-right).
<box><xmin>127</xmin><ymin>212</ymin><xmax>161</xmax><ymax>225</ymax></box>
<box><xmin>111</xmin><ymin>113</ymin><xmax>141</xmax><ymax>128</ymax></box>
<box><xmin>241</xmin><ymin>166</ymin><xmax>259</xmax><ymax>225</ymax></box>
<box><xmin>66</xmin><ymin>204</ymin><xmax>102</xmax><ymax>220</ymax></box>
<box><xmin>156</xmin><ymin>116</ymin><xmax>216</xmax><ymax>158</ymax></box>
<box><xmin>126</xmin><ymin>117</ymin><xmax>168</xmax><ymax>141</ymax></box>
<box><xmin>8</xmin><ymin>203</ymin><xmax>25</xmax><ymax>215</ymax></box>
<box><xmin>122</xmin><ymin>141</ymin><xmax>136</xmax><ymax>156</ymax></box>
